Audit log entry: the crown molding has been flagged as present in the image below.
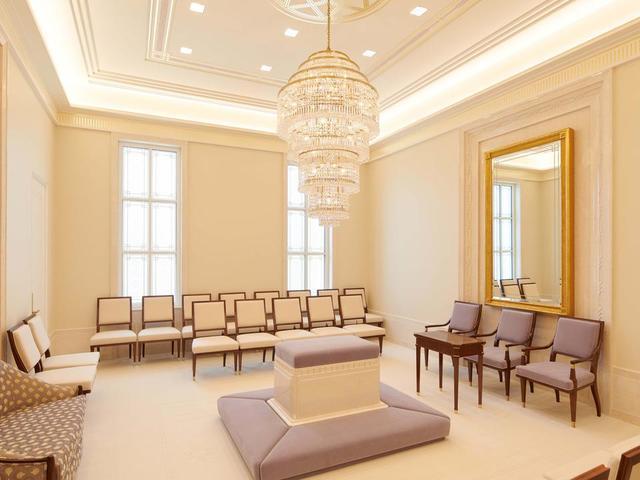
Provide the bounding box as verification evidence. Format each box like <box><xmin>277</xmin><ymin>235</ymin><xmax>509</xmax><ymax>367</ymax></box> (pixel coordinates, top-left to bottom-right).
<box><xmin>370</xmin><ymin>24</ymin><xmax>640</xmax><ymax>162</ymax></box>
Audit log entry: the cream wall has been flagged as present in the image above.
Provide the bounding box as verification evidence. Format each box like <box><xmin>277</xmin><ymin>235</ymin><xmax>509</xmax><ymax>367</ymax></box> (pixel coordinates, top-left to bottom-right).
<box><xmin>2</xmin><ymin>51</ymin><xmax>54</xmax><ymax>360</ymax></box>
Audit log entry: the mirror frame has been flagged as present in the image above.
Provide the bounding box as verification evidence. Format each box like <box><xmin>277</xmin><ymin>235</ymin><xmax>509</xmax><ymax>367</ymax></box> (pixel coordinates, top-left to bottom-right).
<box><xmin>484</xmin><ymin>128</ymin><xmax>574</xmax><ymax>315</ymax></box>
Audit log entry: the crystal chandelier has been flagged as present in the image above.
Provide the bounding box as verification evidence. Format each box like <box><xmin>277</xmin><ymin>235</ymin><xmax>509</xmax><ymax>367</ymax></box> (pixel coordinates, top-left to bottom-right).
<box><xmin>277</xmin><ymin>0</ymin><xmax>379</xmax><ymax>227</ymax></box>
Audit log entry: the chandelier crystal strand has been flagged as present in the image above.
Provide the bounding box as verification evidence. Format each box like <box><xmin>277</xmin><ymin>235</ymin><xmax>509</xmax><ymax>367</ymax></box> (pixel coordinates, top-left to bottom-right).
<box><xmin>277</xmin><ymin>0</ymin><xmax>379</xmax><ymax>227</ymax></box>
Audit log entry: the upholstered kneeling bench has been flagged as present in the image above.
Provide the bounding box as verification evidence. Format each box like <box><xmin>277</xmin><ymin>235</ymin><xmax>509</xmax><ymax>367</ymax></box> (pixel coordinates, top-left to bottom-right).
<box><xmin>0</xmin><ymin>361</ymin><xmax>86</xmax><ymax>480</ymax></box>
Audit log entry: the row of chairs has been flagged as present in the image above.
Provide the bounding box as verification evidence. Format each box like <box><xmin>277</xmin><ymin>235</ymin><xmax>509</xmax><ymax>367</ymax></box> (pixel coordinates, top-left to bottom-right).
<box><xmin>498</xmin><ymin>277</ymin><xmax>542</xmax><ymax>300</ymax></box>
<box><xmin>7</xmin><ymin>314</ymin><xmax>99</xmax><ymax>392</ymax></box>
<box><xmin>427</xmin><ymin>300</ymin><xmax>604</xmax><ymax>426</ymax></box>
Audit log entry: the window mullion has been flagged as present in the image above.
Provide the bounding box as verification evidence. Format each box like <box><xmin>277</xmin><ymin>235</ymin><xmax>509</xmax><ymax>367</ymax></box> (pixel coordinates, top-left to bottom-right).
<box><xmin>147</xmin><ymin>151</ymin><xmax>153</xmax><ymax>297</ymax></box>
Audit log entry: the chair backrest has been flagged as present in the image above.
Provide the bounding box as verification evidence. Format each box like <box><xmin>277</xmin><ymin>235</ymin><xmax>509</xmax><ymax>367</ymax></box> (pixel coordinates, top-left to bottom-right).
<box><xmin>25</xmin><ymin>314</ymin><xmax>51</xmax><ymax>356</ymax></box>
<box><xmin>142</xmin><ymin>295</ymin><xmax>175</xmax><ymax>327</ymax></box>
<box><xmin>182</xmin><ymin>293</ymin><xmax>212</xmax><ymax>323</ymax></box>
<box><xmin>520</xmin><ymin>282</ymin><xmax>540</xmax><ymax>299</ymax></box>
<box><xmin>192</xmin><ymin>300</ymin><xmax>227</xmax><ymax>337</ymax></box>
<box><xmin>219</xmin><ymin>292</ymin><xmax>247</xmax><ymax>317</ymax></box>
<box><xmin>616</xmin><ymin>445</ymin><xmax>640</xmax><ymax>480</ymax></box>
<box><xmin>503</xmin><ymin>284</ymin><xmax>522</xmax><ymax>299</ymax></box>
<box><xmin>272</xmin><ymin>297</ymin><xmax>304</xmax><ymax>330</ymax></box>
<box><xmin>306</xmin><ymin>296</ymin><xmax>336</xmax><ymax>327</ymax></box>
<box><xmin>318</xmin><ymin>289</ymin><xmax>340</xmax><ymax>310</ymax></box>
<box><xmin>500</xmin><ymin>279</ymin><xmax>518</xmax><ymax>296</ymax></box>
<box><xmin>7</xmin><ymin>324</ymin><xmax>42</xmax><ymax>373</ymax></box>
<box><xmin>254</xmin><ymin>291</ymin><xmax>280</xmax><ymax>315</ymax></box>
<box><xmin>344</xmin><ymin>287</ymin><xmax>368</xmax><ymax>311</ymax></box>
<box><xmin>495</xmin><ymin>309</ymin><xmax>536</xmax><ymax>345</ymax></box>
<box><xmin>287</xmin><ymin>290</ymin><xmax>311</xmax><ymax>312</ymax></box>
<box><xmin>339</xmin><ymin>294</ymin><xmax>366</xmax><ymax>323</ymax></box>
<box><xmin>235</xmin><ymin>299</ymin><xmax>268</xmax><ymax>331</ymax></box>
<box><xmin>552</xmin><ymin>316</ymin><xmax>603</xmax><ymax>360</ymax></box>
<box><xmin>449</xmin><ymin>301</ymin><xmax>482</xmax><ymax>333</ymax></box>
<box><xmin>97</xmin><ymin>296</ymin><xmax>132</xmax><ymax>330</ymax></box>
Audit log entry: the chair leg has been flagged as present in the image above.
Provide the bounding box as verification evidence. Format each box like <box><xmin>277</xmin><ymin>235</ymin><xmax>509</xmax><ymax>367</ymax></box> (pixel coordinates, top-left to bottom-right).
<box><xmin>570</xmin><ymin>390</ymin><xmax>577</xmax><ymax>427</ymax></box>
<box><xmin>271</xmin><ymin>348</ymin><xmax>275</xmax><ymax>361</ymax></box>
<box><xmin>142</xmin><ymin>344</ymin><xmax>146</xmax><ymax>359</ymax></box>
<box><xmin>555</xmin><ymin>389</ymin><xmax>560</xmax><ymax>402</ymax></box>
<box><xmin>262</xmin><ymin>349</ymin><xmax>266</xmax><ymax>362</ymax></box>
<box><xmin>238</xmin><ymin>351</ymin><xmax>243</xmax><ymax>373</ymax></box>
<box><xmin>378</xmin><ymin>336</ymin><xmax>383</xmax><ymax>354</ymax></box>
<box><xmin>128</xmin><ymin>344</ymin><xmax>132</xmax><ymax>359</ymax></box>
<box><xmin>192</xmin><ymin>354</ymin><xmax>196</xmax><ymax>380</ymax></box>
<box><xmin>467</xmin><ymin>361</ymin><xmax>473</xmax><ymax>385</ymax></box>
<box><xmin>499</xmin><ymin>371</ymin><xmax>503</xmax><ymax>383</ymax></box>
<box><xmin>172</xmin><ymin>342</ymin><xmax>175</xmax><ymax>356</ymax></box>
<box><xmin>591</xmin><ymin>383</ymin><xmax>602</xmax><ymax>417</ymax></box>
<box><xmin>520</xmin><ymin>377</ymin><xmax>527</xmax><ymax>407</ymax></box>
<box><xmin>182</xmin><ymin>339</ymin><xmax>186</xmax><ymax>358</ymax></box>
<box><xmin>223</xmin><ymin>353</ymin><xmax>227</xmax><ymax>367</ymax></box>
<box><xmin>504</xmin><ymin>369</ymin><xmax>511</xmax><ymax>399</ymax></box>
<box><xmin>529</xmin><ymin>381</ymin><xmax>534</xmax><ymax>393</ymax></box>
<box><xmin>233</xmin><ymin>352</ymin><xmax>238</xmax><ymax>372</ymax></box>
<box><xmin>425</xmin><ymin>347</ymin><xmax>429</xmax><ymax>370</ymax></box>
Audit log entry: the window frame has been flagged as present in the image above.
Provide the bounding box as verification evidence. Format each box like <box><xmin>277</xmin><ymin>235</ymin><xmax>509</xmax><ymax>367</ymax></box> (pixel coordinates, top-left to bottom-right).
<box><xmin>492</xmin><ymin>181</ymin><xmax>519</xmax><ymax>281</ymax></box>
<box><xmin>118</xmin><ymin>140</ymin><xmax>182</xmax><ymax>308</ymax></box>
<box><xmin>286</xmin><ymin>164</ymin><xmax>332</xmax><ymax>293</ymax></box>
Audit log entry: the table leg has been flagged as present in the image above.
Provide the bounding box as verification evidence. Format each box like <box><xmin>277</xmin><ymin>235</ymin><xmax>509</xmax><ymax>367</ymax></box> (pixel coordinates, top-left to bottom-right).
<box><xmin>415</xmin><ymin>343</ymin><xmax>421</xmax><ymax>393</ymax></box>
<box><xmin>438</xmin><ymin>352</ymin><xmax>443</xmax><ymax>390</ymax></box>
<box><xmin>453</xmin><ymin>356</ymin><xmax>459</xmax><ymax>412</ymax></box>
<box><xmin>478</xmin><ymin>352</ymin><xmax>483</xmax><ymax>407</ymax></box>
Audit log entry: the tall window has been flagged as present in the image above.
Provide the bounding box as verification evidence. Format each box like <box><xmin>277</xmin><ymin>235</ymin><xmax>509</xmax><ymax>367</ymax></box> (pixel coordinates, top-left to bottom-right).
<box><xmin>120</xmin><ymin>143</ymin><xmax>180</xmax><ymax>305</ymax></box>
<box><xmin>493</xmin><ymin>182</ymin><xmax>517</xmax><ymax>281</ymax></box>
<box><xmin>287</xmin><ymin>165</ymin><xmax>331</xmax><ymax>293</ymax></box>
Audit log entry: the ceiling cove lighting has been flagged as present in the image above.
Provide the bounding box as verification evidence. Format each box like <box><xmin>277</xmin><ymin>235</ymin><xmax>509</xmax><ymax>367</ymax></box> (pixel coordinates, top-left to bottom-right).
<box><xmin>179</xmin><ymin>47</ymin><xmax>192</xmax><ymax>55</ymax></box>
<box><xmin>260</xmin><ymin>64</ymin><xmax>273</xmax><ymax>72</ymax></box>
<box><xmin>410</xmin><ymin>6</ymin><xmax>428</xmax><ymax>16</ymax></box>
<box><xmin>284</xmin><ymin>28</ymin><xmax>299</xmax><ymax>38</ymax></box>
<box><xmin>362</xmin><ymin>49</ymin><xmax>377</xmax><ymax>57</ymax></box>
<box><xmin>189</xmin><ymin>2</ymin><xmax>205</xmax><ymax>14</ymax></box>
<box><xmin>277</xmin><ymin>1</ymin><xmax>379</xmax><ymax>227</ymax></box>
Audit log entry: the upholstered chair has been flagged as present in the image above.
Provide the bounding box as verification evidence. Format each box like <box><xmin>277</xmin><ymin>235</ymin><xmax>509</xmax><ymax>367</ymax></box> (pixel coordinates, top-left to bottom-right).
<box><xmin>465</xmin><ymin>308</ymin><xmax>536</xmax><ymax>399</ymax></box>
<box><xmin>234</xmin><ymin>299</ymin><xmax>280</xmax><ymax>371</ymax></box>
<box><xmin>218</xmin><ymin>292</ymin><xmax>247</xmax><ymax>320</ymax></box>
<box><xmin>499</xmin><ymin>279</ymin><xmax>519</xmax><ymax>297</ymax></box>
<box><xmin>191</xmin><ymin>300</ymin><xmax>239</xmax><ymax>378</ymax></box>
<box><xmin>7</xmin><ymin>324</ymin><xmax>96</xmax><ymax>393</ymax></box>
<box><xmin>25</xmin><ymin>313</ymin><xmax>99</xmax><ymax>370</ymax></box>
<box><xmin>423</xmin><ymin>300</ymin><xmax>482</xmax><ymax>369</ymax></box>
<box><xmin>272</xmin><ymin>297</ymin><xmax>315</xmax><ymax>340</ymax></box>
<box><xmin>516</xmin><ymin>316</ymin><xmax>604</xmax><ymax>427</ymax></box>
<box><xmin>338</xmin><ymin>294</ymin><xmax>385</xmax><ymax>353</ymax></box>
<box><xmin>343</xmin><ymin>287</ymin><xmax>384</xmax><ymax>326</ymax></box>
<box><xmin>254</xmin><ymin>290</ymin><xmax>281</xmax><ymax>330</ymax></box>
<box><xmin>520</xmin><ymin>282</ymin><xmax>541</xmax><ymax>300</ymax></box>
<box><xmin>306</xmin><ymin>296</ymin><xmax>350</xmax><ymax>337</ymax></box>
<box><xmin>317</xmin><ymin>288</ymin><xmax>340</xmax><ymax>312</ymax></box>
<box><xmin>90</xmin><ymin>296</ymin><xmax>137</xmax><ymax>361</ymax></box>
<box><xmin>138</xmin><ymin>295</ymin><xmax>182</xmax><ymax>361</ymax></box>
<box><xmin>181</xmin><ymin>293</ymin><xmax>212</xmax><ymax>357</ymax></box>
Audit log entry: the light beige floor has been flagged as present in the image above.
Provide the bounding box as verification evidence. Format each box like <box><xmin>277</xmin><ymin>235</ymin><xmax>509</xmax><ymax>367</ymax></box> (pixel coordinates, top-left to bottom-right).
<box><xmin>78</xmin><ymin>342</ymin><xmax>640</xmax><ymax>480</ymax></box>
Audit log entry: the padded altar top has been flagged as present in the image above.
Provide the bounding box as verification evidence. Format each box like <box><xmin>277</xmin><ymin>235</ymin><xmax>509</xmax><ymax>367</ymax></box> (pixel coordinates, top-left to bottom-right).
<box><xmin>275</xmin><ymin>336</ymin><xmax>378</xmax><ymax>368</ymax></box>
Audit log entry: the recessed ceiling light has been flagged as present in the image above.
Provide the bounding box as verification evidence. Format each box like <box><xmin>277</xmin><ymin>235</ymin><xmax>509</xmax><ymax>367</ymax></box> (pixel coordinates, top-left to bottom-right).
<box><xmin>180</xmin><ymin>47</ymin><xmax>192</xmax><ymax>55</ymax></box>
<box><xmin>284</xmin><ymin>28</ymin><xmax>299</xmax><ymax>38</ymax></box>
<box><xmin>362</xmin><ymin>50</ymin><xmax>377</xmax><ymax>57</ymax></box>
<box><xmin>260</xmin><ymin>64</ymin><xmax>272</xmax><ymax>72</ymax></box>
<box><xmin>410</xmin><ymin>6</ymin><xmax>428</xmax><ymax>16</ymax></box>
<box><xmin>189</xmin><ymin>2</ymin><xmax>205</xmax><ymax>13</ymax></box>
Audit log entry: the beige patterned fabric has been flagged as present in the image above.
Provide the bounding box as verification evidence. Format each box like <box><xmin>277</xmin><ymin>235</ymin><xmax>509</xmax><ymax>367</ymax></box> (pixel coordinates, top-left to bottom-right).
<box><xmin>0</xmin><ymin>461</ymin><xmax>48</xmax><ymax>480</ymax></box>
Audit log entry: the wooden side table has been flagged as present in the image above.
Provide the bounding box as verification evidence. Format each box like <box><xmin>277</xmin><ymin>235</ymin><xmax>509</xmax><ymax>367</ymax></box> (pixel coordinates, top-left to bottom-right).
<box><xmin>415</xmin><ymin>331</ymin><xmax>484</xmax><ymax>411</ymax></box>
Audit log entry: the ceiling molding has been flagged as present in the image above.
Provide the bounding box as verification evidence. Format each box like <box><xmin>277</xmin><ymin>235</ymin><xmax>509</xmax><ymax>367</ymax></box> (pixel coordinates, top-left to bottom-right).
<box><xmin>370</xmin><ymin>25</ymin><xmax>640</xmax><ymax>162</ymax></box>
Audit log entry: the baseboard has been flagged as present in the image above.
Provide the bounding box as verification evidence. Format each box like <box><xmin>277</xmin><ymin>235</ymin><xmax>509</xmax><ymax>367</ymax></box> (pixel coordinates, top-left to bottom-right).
<box><xmin>610</xmin><ymin>366</ymin><xmax>640</xmax><ymax>425</ymax></box>
<box><xmin>368</xmin><ymin>310</ymin><xmax>425</xmax><ymax>348</ymax></box>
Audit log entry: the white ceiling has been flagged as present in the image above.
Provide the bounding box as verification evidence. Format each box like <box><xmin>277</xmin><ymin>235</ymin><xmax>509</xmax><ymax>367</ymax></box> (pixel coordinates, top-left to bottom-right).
<box><xmin>22</xmin><ymin>0</ymin><xmax>640</xmax><ymax>139</ymax></box>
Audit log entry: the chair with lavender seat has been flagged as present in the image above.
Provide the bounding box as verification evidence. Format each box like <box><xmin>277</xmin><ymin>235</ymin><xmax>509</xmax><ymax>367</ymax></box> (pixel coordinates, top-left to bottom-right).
<box><xmin>423</xmin><ymin>300</ymin><xmax>482</xmax><ymax>369</ymax></box>
<box><xmin>465</xmin><ymin>308</ymin><xmax>536</xmax><ymax>399</ymax></box>
<box><xmin>516</xmin><ymin>316</ymin><xmax>604</xmax><ymax>427</ymax></box>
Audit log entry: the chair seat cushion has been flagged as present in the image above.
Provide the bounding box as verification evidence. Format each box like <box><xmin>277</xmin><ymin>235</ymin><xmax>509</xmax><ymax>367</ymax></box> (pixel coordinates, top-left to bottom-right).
<box><xmin>35</xmin><ymin>365</ymin><xmax>97</xmax><ymax>392</ymax></box>
<box><xmin>181</xmin><ymin>325</ymin><xmax>193</xmax><ymax>339</ymax></box>
<box><xmin>342</xmin><ymin>324</ymin><xmax>385</xmax><ymax>338</ymax></box>
<box><xmin>192</xmin><ymin>336</ymin><xmax>238</xmax><ymax>354</ymax></box>
<box><xmin>42</xmin><ymin>352</ymin><xmax>100</xmax><ymax>370</ymax></box>
<box><xmin>0</xmin><ymin>395</ymin><xmax>86</xmax><ymax>480</ymax></box>
<box><xmin>138</xmin><ymin>327</ymin><xmax>181</xmax><ymax>342</ymax></box>
<box><xmin>515</xmin><ymin>361</ymin><xmax>595</xmax><ymax>390</ymax></box>
<box><xmin>237</xmin><ymin>333</ymin><xmax>280</xmax><ymax>350</ymax></box>
<box><xmin>465</xmin><ymin>346</ymin><xmax>522</xmax><ymax>369</ymax></box>
<box><xmin>90</xmin><ymin>329</ymin><xmax>136</xmax><ymax>346</ymax></box>
<box><xmin>365</xmin><ymin>313</ymin><xmax>384</xmax><ymax>325</ymax></box>
<box><xmin>310</xmin><ymin>327</ymin><xmax>351</xmax><ymax>337</ymax></box>
<box><xmin>274</xmin><ymin>330</ymin><xmax>315</xmax><ymax>341</ymax></box>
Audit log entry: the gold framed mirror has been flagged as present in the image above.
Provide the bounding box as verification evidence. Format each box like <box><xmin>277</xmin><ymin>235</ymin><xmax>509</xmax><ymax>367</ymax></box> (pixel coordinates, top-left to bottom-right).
<box><xmin>485</xmin><ymin>128</ymin><xmax>573</xmax><ymax>315</ymax></box>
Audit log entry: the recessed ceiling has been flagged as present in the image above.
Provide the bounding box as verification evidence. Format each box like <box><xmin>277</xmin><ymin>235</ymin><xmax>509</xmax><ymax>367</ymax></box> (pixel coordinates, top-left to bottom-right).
<box><xmin>24</xmin><ymin>0</ymin><xmax>640</xmax><ymax>138</ymax></box>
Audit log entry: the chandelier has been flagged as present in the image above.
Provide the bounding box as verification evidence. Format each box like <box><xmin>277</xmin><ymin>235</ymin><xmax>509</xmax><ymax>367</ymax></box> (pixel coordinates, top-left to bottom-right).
<box><xmin>277</xmin><ymin>0</ymin><xmax>379</xmax><ymax>227</ymax></box>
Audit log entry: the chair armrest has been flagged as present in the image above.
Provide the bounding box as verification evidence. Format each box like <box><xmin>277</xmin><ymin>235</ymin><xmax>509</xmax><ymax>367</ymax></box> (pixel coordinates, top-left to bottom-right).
<box><xmin>475</xmin><ymin>328</ymin><xmax>498</xmax><ymax>338</ymax></box>
<box><xmin>569</xmin><ymin>358</ymin><xmax>594</xmax><ymax>388</ymax></box>
<box><xmin>570</xmin><ymin>356</ymin><xmax>594</xmax><ymax>366</ymax></box>
<box><xmin>424</xmin><ymin>320</ymin><xmax>450</xmax><ymax>331</ymax></box>
<box><xmin>505</xmin><ymin>342</ymin><xmax>526</xmax><ymax>349</ymax></box>
<box><xmin>520</xmin><ymin>342</ymin><xmax>553</xmax><ymax>365</ymax></box>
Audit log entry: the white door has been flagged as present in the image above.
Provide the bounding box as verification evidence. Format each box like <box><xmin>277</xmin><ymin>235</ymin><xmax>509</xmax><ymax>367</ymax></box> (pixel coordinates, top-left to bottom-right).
<box><xmin>31</xmin><ymin>177</ymin><xmax>46</xmax><ymax>326</ymax></box>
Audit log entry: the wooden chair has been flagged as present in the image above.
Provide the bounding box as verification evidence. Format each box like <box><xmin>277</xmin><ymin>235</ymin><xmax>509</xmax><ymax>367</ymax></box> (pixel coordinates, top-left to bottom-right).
<box><xmin>138</xmin><ymin>295</ymin><xmax>181</xmax><ymax>361</ymax></box>
<box><xmin>423</xmin><ymin>300</ymin><xmax>482</xmax><ymax>369</ymax></box>
<box><xmin>25</xmin><ymin>313</ymin><xmax>100</xmax><ymax>370</ymax></box>
<box><xmin>306</xmin><ymin>296</ymin><xmax>350</xmax><ymax>337</ymax></box>
<box><xmin>317</xmin><ymin>288</ymin><xmax>340</xmax><ymax>312</ymax></box>
<box><xmin>465</xmin><ymin>308</ymin><xmax>536</xmax><ymax>399</ymax></box>
<box><xmin>615</xmin><ymin>445</ymin><xmax>640</xmax><ymax>480</ymax></box>
<box><xmin>516</xmin><ymin>316</ymin><xmax>604</xmax><ymax>427</ymax></box>
<box><xmin>191</xmin><ymin>300</ymin><xmax>238</xmax><ymax>379</ymax></box>
<box><xmin>181</xmin><ymin>293</ymin><xmax>212</xmax><ymax>357</ymax></box>
<box><xmin>287</xmin><ymin>289</ymin><xmax>312</xmax><ymax>328</ymax></box>
<box><xmin>339</xmin><ymin>294</ymin><xmax>385</xmax><ymax>353</ymax></box>
<box><xmin>254</xmin><ymin>290</ymin><xmax>281</xmax><ymax>330</ymax></box>
<box><xmin>234</xmin><ymin>299</ymin><xmax>280</xmax><ymax>371</ymax></box>
<box><xmin>272</xmin><ymin>297</ymin><xmax>315</xmax><ymax>340</ymax></box>
<box><xmin>343</xmin><ymin>287</ymin><xmax>384</xmax><ymax>326</ymax></box>
<box><xmin>90</xmin><ymin>296</ymin><xmax>137</xmax><ymax>361</ymax></box>
<box><xmin>573</xmin><ymin>466</ymin><xmax>611</xmax><ymax>480</ymax></box>
<box><xmin>218</xmin><ymin>292</ymin><xmax>247</xmax><ymax>328</ymax></box>
<box><xmin>499</xmin><ymin>278</ymin><xmax>518</xmax><ymax>297</ymax></box>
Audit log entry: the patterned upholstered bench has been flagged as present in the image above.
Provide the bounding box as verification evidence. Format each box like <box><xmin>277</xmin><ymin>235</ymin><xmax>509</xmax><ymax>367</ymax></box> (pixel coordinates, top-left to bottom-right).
<box><xmin>0</xmin><ymin>361</ymin><xmax>87</xmax><ymax>480</ymax></box>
